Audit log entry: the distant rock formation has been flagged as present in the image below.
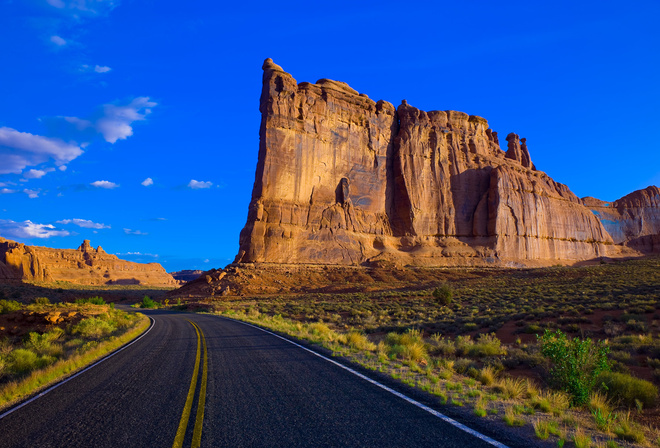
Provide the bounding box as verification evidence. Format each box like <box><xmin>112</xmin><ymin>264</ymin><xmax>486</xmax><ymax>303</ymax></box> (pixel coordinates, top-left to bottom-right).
<box><xmin>0</xmin><ymin>238</ymin><xmax>177</xmax><ymax>286</ymax></box>
<box><xmin>233</xmin><ymin>59</ymin><xmax>657</xmax><ymax>267</ymax></box>
<box><xmin>170</xmin><ymin>270</ymin><xmax>204</xmax><ymax>283</ymax></box>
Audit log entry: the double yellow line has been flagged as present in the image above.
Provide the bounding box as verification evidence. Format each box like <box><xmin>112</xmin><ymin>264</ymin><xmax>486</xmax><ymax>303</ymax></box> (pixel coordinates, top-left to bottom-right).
<box><xmin>172</xmin><ymin>320</ymin><xmax>208</xmax><ymax>448</ymax></box>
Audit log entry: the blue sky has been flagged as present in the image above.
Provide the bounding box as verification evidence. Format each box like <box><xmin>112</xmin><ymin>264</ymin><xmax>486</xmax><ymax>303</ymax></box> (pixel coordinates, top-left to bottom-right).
<box><xmin>1</xmin><ymin>0</ymin><xmax>658</xmax><ymax>272</ymax></box>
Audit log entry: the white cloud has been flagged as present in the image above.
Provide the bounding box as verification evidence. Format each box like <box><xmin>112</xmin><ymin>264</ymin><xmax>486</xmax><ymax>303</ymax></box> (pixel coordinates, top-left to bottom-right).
<box><xmin>94</xmin><ymin>65</ymin><xmax>111</xmax><ymax>73</ymax></box>
<box><xmin>90</xmin><ymin>180</ymin><xmax>118</xmax><ymax>189</ymax></box>
<box><xmin>117</xmin><ymin>252</ymin><xmax>158</xmax><ymax>258</ymax></box>
<box><xmin>50</xmin><ymin>35</ymin><xmax>67</xmax><ymax>46</ymax></box>
<box><xmin>0</xmin><ymin>127</ymin><xmax>83</xmax><ymax>174</ymax></box>
<box><xmin>141</xmin><ymin>177</ymin><xmax>153</xmax><ymax>187</ymax></box>
<box><xmin>23</xmin><ymin>168</ymin><xmax>55</xmax><ymax>179</ymax></box>
<box><xmin>56</xmin><ymin>218</ymin><xmax>110</xmax><ymax>229</ymax></box>
<box><xmin>124</xmin><ymin>228</ymin><xmax>148</xmax><ymax>235</ymax></box>
<box><xmin>63</xmin><ymin>97</ymin><xmax>156</xmax><ymax>145</ymax></box>
<box><xmin>23</xmin><ymin>189</ymin><xmax>40</xmax><ymax>199</ymax></box>
<box><xmin>0</xmin><ymin>219</ymin><xmax>70</xmax><ymax>239</ymax></box>
<box><xmin>1</xmin><ymin>188</ymin><xmax>17</xmax><ymax>194</ymax></box>
<box><xmin>46</xmin><ymin>0</ymin><xmax>119</xmax><ymax>15</ymax></box>
<box><xmin>59</xmin><ymin>165</ymin><xmax>67</xmax><ymax>171</ymax></box>
<box><xmin>188</xmin><ymin>179</ymin><xmax>212</xmax><ymax>189</ymax></box>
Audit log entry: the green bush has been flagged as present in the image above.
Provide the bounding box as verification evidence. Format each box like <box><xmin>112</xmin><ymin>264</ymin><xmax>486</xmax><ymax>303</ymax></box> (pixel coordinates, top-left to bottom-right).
<box><xmin>8</xmin><ymin>349</ymin><xmax>47</xmax><ymax>374</ymax></box>
<box><xmin>432</xmin><ymin>284</ymin><xmax>453</xmax><ymax>305</ymax></box>
<box><xmin>75</xmin><ymin>297</ymin><xmax>106</xmax><ymax>305</ymax></box>
<box><xmin>538</xmin><ymin>329</ymin><xmax>610</xmax><ymax>406</ymax></box>
<box><xmin>598</xmin><ymin>371</ymin><xmax>658</xmax><ymax>408</ymax></box>
<box><xmin>140</xmin><ymin>296</ymin><xmax>157</xmax><ymax>309</ymax></box>
<box><xmin>33</xmin><ymin>297</ymin><xmax>50</xmax><ymax>305</ymax></box>
<box><xmin>0</xmin><ymin>299</ymin><xmax>21</xmax><ymax>314</ymax></box>
<box><xmin>71</xmin><ymin>317</ymin><xmax>116</xmax><ymax>338</ymax></box>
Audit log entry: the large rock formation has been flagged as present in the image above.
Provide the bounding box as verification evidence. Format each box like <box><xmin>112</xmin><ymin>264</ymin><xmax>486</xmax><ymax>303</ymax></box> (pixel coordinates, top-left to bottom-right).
<box><xmin>582</xmin><ymin>186</ymin><xmax>660</xmax><ymax>254</ymax></box>
<box><xmin>234</xmin><ymin>59</ymin><xmax>657</xmax><ymax>267</ymax></box>
<box><xmin>0</xmin><ymin>238</ymin><xmax>177</xmax><ymax>286</ymax></box>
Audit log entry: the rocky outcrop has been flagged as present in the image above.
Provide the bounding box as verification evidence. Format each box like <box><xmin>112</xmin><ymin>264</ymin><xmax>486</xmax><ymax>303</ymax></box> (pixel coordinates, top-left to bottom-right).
<box><xmin>234</xmin><ymin>59</ymin><xmax>656</xmax><ymax>267</ymax></box>
<box><xmin>0</xmin><ymin>238</ymin><xmax>177</xmax><ymax>286</ymax></box>
<box><xmin>583</xmin><ymin>186</ymin><xmax>660</xmax><ymax>253</ymax></box>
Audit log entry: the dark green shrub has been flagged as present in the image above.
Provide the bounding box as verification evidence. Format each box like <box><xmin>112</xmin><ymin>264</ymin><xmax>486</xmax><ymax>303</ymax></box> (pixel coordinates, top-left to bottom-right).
<box><xmin>0</xmin><ymin>299</ymin><xmax>21</xmax><ymax>314</ymax></box>
<box><xmin>8</xmin><ymin>349</ymin><xmax>47</xmax><ymax>374</ymax></box>
<box><xmin>71</xmin><ymin>317</ymin><xmax>116</xmax><ymax>338</ymax></box>
<box><xmin>598</xmin><ymin>372</ymin><xmax>658</xmax><ymax>408</ymax></box>
<box><xmin>33</xmin><ymin>297</ymin><xmax>50</xmax><ymax>305</ymax></box>
<box><xmin>538</xmin><ymin>329</ymin><xmax>610</xmax><ymax>406</ymax></box>
<box><xmin>432</xmin><ymin>284</ymin><xmax>453</xmax><ymax>305</ymax></box>
<box><xmin>140</xmin><ymin>296</ymin><xmax>157</xmax><ymax>309</ymax></box>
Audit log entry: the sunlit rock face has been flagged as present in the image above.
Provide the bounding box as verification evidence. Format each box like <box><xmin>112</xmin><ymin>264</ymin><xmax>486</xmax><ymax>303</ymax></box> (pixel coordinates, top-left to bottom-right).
<box><xmin>0</xmin><ymin>238</ymin><xmax>177</xmax><ymax>286</ymax></box>
<box><xmin>235</xmin><ymin>59</ymin><xmax>656</xmax><ymax>267</ymax></box>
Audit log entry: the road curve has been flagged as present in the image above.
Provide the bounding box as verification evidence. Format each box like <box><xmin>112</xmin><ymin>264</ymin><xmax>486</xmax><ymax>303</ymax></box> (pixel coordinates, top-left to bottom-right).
<box><xmin>0</xmin><ymin>310</ymin><xmax>520</xmax><ymax>447</ymax></box>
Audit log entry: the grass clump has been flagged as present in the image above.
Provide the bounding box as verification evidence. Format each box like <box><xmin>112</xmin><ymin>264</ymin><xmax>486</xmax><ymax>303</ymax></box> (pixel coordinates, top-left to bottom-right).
<box><xmin>533</xmin><ymin>419</ymin><xmax>550</xmax><ymax>440</ymax></box>
<box><xmin>573</xmin><ymin>427</ymin><xmax>592</xmax><ymax>448</ymax></box>
<box><xmin>538</xmin><ymin>329</ymin><xmax>610</xmax><ymax>406</ymax></box>
<box><xmin>598</xmin><ymin>371</ymin><xmax>658</xmax><ymax>409</ymax></box>
<box><xmin>613</xmin><ymin>412</ymin><xmax>646</xmax><ymax>443</ymax></box>
<box><xmin>503</xmin><ymin>406</ymin><xmax>525</xmax><ymax>427</ymax></box>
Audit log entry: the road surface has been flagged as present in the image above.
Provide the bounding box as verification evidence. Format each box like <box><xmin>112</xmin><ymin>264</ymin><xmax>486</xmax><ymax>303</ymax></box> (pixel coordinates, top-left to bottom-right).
<box><xmin>0</xmin><ymin>310</ymin><xmax>521</xmax><ymax>447</ymax></box>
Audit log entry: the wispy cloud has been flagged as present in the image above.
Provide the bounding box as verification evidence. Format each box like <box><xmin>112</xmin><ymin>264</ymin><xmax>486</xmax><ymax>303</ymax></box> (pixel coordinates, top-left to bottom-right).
<box><xmin>46</xmin><ymin>0</ymin><xmax>120</xmax><ymax>15</ymax></box>
<box><xmin>124</xmin><ymin>228</ymin><xmax>147</xmax><ymax>235</ymax></box>
<box><xmin>0</xmin><ymin>219</ymin><xmax>70</xmax><ymax>239</ymax></box>
<box><xmin>94</xmin><ymin>65</ymin><xmax>111</xmax><ymax>73</ymax></box>
<box><xmin>50</xmin><ymin>35</ymin><xmax>67</xmax><ymax>46</ymax></box>
<box><xmin>90</xmin><ymin>180</ymin><xmax>118</xmax><ymax>189</ymax></box>
<box><xmin>141</xmin><ymin>177</ymin><xmax>153</xmax><ymax>187</ymax></box>
<box><xmin>56</xmin><ymin>218</ymin><xmax>110</xmax><ymax>229</ymax></box>
<box><xmin>1</xmin><ymin>188</ymin><xmax>17</xmax><ymax>194</ymax></box>
<box><xmin>63</xmin><ymin>97</ymin><xmax>157</xmax><ymax>144</ymax></box>
<box><xmin>0</xmin><ymin>127</ymin><xmax>83</xmax><ymax>174</ymax></box>
<box><xmin>188</xmin><ymin>179</ymin><xmax>212</xmax><ymax>189</ymax></box>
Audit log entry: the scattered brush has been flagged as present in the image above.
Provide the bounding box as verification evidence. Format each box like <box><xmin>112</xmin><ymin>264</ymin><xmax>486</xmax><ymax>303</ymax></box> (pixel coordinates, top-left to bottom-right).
<box><xmin>533</xmin><ymin>419</ymin><xmax>550</xmax><ymax>440</ymax></box>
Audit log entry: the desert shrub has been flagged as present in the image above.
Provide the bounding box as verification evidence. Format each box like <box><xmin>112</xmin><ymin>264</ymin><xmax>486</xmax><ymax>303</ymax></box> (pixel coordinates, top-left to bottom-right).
<box><xmin>307</xmin><ymin>322</ymin><xmax>334</xmax><ymax>342</ymax></box>
<box><xmin>140</xmin><ymin>296</ymin><xmax>157</xmax><ymax>309</ymax></box>
<box><xmin>503</xmin><ymin>406</ymin><xmax>525</xmax><ymax>426</ymax></box>
<box><xmin>468</xmin><ymin>333</ymin><xmax>505</xmax><ymax>356</ymax></box>
<box><xmin>572</xmin><ymin>427</ymin><xmax>592</xmax><ymax>448</ymax></box>
<box><xmin>533</xmin><ymin>419</ymin><xmax>550</xmax><ymax>440</ymax></box>
<box><xmin>33</xmin><ymin>297</ymin><xmax>50</xmax><ymax>305</ymax></box>
<box><xmin>25</xmin><ymin>329</ymin><xmax>64</xmax><ymax>356</ymax></box>
<box><xmin>75</xmin><ymin>296</ymin><xmax>106</xmax><ymax>305</ymax></box>
<box><xmin>433</xmin><ymin>284</ymin><xmax>453</xmax><ymax>305</ymax></box>
<box><xmin>0</xmin><ymin>299</ymin><xmax>21</xmax><ymax>314</ymax></box>
<box><xmin>598</xmin><ymin>371</ymin><xmax>658</xmax><ymax>408</ymax></box>
<box><xmin>478</xmin><ymin>365</ymin><xmax>497</xmax><ymax>385</ymax></box>
<box><xmin>8</xmin><ymin>349</ymin><xmax>50</xmax><ymax>374</ymax></box>
<box><xmin>71</xmin><ymin>317</ymin><xmax>116</xmax><ymax>339</ymax></box>
<box><xmin>453</xmin><ymin>357</ymin><xmax>476</xmax><ymax>374</ymax></box>
<box><xmin>538</xmin><ymin>329</ymin><xmax>610</xmax><ymax>405</ymax></box>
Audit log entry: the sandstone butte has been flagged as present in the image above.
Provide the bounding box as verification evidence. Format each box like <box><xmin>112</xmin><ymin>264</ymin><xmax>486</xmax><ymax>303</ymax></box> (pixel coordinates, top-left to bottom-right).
<box><xmin>231</xmin><ymin>58</ymin><xmax>659</xmax><ymax>269</ymax></box>
<box><xmin>0</xmin><ymin>238</ymin><xmax>177</xmax><ymax>287</ymax></box>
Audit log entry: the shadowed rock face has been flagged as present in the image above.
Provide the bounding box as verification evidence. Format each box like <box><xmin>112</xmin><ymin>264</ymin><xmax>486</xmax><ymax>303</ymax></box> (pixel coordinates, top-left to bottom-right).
<box><xmin>0</xmin><ymin>238</ymin><xmax>177</xmax><ymax>286</ymax></box>
<box><xmin>234</xmin><ymin>59</ymin><xmax>657</xmax><ymax>267</ymax></box>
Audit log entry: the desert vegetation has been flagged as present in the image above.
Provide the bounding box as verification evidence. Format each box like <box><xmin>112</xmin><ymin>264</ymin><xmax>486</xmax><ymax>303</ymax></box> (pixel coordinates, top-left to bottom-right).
<box><xmin>0</xmin><ymin>298</ymin><xmax>148</xmax><ymax>410</ymax></box>
<box><xmin>183</xmin><ymin>257</ymin><xmax>660</xmax><ymax>447</ymax></box>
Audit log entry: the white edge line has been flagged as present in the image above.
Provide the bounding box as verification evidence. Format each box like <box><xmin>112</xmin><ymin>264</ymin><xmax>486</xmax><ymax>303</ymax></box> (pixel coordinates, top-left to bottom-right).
<box><xmin>0</xmin><ymin>316</ymin><xmax>155</xmax><ymax>421</ymax></box>
<box><xmin>226</xmin><ymin>317</ymin><xmax>509</xmax><ymax>448</ymax></box>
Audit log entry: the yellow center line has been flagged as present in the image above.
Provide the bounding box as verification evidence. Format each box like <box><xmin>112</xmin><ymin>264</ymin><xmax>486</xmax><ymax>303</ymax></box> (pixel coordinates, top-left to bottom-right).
<box><xmin>172</xmin><ymin>320</ymin><xmax>201</xmax><ymax>448</ymax></box>
<box><xmin>191</xmin><ymin>322</ymin><xmax>208</xmax><ymax>448</ymax></box>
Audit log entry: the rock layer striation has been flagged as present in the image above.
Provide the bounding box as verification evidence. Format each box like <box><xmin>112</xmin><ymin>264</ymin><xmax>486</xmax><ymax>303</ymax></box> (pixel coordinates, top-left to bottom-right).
<box><xmin>0</xmin><ymin>238</ymin><xmax>177</xmax><ymax>286</ymax></box>
<box><xmin>235</xmin><ymin>59</ymin><xmax>658</xmax><ymax>267</ymax></box>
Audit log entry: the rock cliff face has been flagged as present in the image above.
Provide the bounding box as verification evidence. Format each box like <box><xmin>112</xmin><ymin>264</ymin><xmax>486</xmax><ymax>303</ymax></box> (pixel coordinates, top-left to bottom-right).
<box><xmin>234</xmin><ymin>59</ymin><xmax>657</xmax><ymax>267</ymax></box>
<box><xmin>0</xmin><ymin>238</ymin><xmax>177</xmax><ymax>286</ymax></box>
<box><xmin>582</xmin><ymin>186</ymin><xmax>660</xmax><ymax>253</ymax></box>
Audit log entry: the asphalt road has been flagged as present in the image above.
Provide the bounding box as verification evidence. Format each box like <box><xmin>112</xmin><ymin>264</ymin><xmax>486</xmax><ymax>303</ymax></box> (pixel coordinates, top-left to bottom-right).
<box><xmin>0</xmin><ymin>310</ymin><xmax>518</xmax><ymax>448</ymax></box>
